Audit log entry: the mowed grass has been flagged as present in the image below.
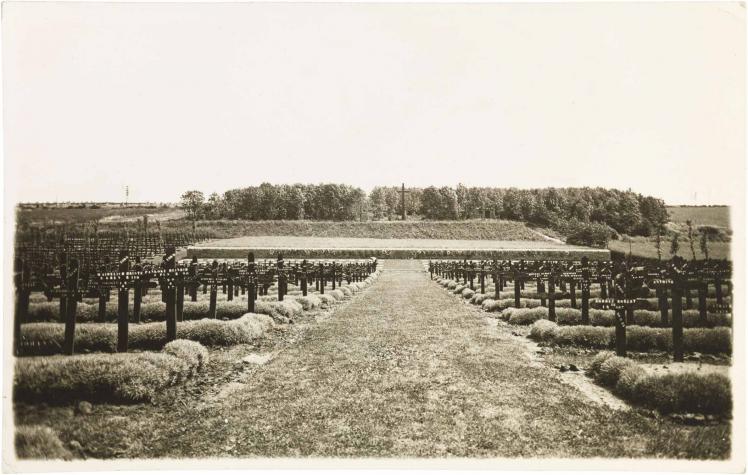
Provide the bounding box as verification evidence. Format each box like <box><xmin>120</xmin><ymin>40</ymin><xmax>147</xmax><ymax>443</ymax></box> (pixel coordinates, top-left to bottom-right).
<box><xmin>15</xmin><ymin>260</ymin><xmax>729</xmax><ymax>459</ymax></box>
<box><xmin>667</xmin><ymin>206</ymin><xmax>731</xmax><ymax>227</ymax></box>
<box><xmin>190</xmin><ymin>219</ymin><xmax>547</xmax><ymax>241</ymax></box>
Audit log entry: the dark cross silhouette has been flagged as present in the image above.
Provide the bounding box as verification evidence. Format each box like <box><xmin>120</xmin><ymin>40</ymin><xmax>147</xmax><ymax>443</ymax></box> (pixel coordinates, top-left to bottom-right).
<box><xmin>399</xmin><ymin>183</ymin><xmax>410</xmax><ymax>221</ymax></box>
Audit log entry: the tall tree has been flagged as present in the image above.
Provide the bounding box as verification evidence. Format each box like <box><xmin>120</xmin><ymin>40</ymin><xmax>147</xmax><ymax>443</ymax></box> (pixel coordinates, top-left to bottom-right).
<box><xmin>180</xmin><ymin>190</ymin><xmax>205</xmax><ymax>221</ymax></box>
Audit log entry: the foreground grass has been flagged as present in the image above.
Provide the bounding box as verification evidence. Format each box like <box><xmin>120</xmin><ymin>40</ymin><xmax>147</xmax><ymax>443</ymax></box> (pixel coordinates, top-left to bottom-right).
<box><xmin>15</xmin><ymin>261</ymin><xmax>730</xmax><ymax>459</ymax></box>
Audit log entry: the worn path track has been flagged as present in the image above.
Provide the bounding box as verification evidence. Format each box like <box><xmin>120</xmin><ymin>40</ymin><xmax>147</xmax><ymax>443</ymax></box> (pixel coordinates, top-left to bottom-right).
<box><xmin>127</xmin><ymin>260</ymin><xmax>727</xmax><ymax>458</ymax></box>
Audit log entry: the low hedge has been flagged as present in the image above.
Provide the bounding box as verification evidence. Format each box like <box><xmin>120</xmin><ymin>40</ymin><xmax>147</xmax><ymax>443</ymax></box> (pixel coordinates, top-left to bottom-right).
<box><xmin>15</xmin><ymin>425</ymin><xmax>73</xmax><ymax>460</ymax></box>
<box><xmin>588</xmin><ymin>352</ymin><xmax>731</xmax><ymax>416</ymax></box>
<box><xmin>506</xmin><ymin>307</ymin><xmax>730</xmax><ymax>328</ymax></box>
<box><xmin>18</xmin><ymin>313</ymin><xmax>274</xmax><ymax>356</ymax></box>
<box><xmin>14</xmin><ymin>339</ymin><xmax>209</xmax><ymax>403</ymax></box>
<box><xmin>528</xmin><ymin>321</ymin><xmax>732</xmax><ymax>354</ymax></box>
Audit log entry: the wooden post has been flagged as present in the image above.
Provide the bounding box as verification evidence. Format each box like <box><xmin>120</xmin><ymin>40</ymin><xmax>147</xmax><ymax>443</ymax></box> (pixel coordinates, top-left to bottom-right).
<box><xmin>513</xmin><ymin>270</ymin><xmax>521</xmax><ymax>308</ymax></box>
<box><xmin>117</xmin><ymin>251</ymin><xmax>130</xmax><ymax>353</ymax></box>
<box><xmin>209</xmin><ymin>260</ymin><xmax>218</xmax><ymax>319</ymax></box>
<box><xmin>480</xmin><ymin>263</ymin><xmax>485</xmax><ymax>294</ymax></box>
<box><xmin>698</xmin><ymin>283</ymin><xmax>708</xmax><ymax>326</ymax></box>
<box><xmin>331</xmin><ymin>261</ymin><xmax>336</xmax><ymax>290</ymax></box>
<box><xmin>247</xmin><ymin>253</ymin><xmax>256</xmax><ymax>313</ymax></box>
<box><xmin>580</xmin><ymin>258</ymin><xmax>590</xmax><ymax>325</ymax></box>
<box><xmin>98</xmin><ymin>290</ymin><xmax>108</xmax><ymax>322</ymax></box>
<box><xmin>538</xmin><ymin>278</ymin><xmax>546</xmax><ymax>307</ymax></box>
<box><xmin>164</xmin><ymin>247</ymin><xmax>177</xmax><ymax>341</ymax></box>
<box><xmin>319</xmin><ymin>263</ymin><xmax>325</xmax><ymax>295</ymax></box>
<box><xmin>133</xmin><ymin>257</ymin><xmax>143</xmax><ymax>324</ymax></box>
<box><xmin>277</xmin><ymin>255</ymin><xmax>285</xmax><ymax>302</ymax></box>
<box><xmin>301</xmin><ymin>263</ymin><xmax>308</xmax><ymax>297</ymax></box>
<box><xmin>613</xmin><ymin>268</ymin><xmax>627</xmax><ymax>358</ymax></box>
<box><xmin>672</xmin><ymin>282</ymin><xmax>684</xmax><ymax>362</ymax></box>
<box><xmin>63</xmin><ymin>259</ymin><xmax>80</xmax><ymax>356</ymax></box>
<box><xmin>14</xmin><ymin>257</ymin><xmax>30</xmax><ymax>356</ymax></box>
<box><xmin>548</xmin><ymin>272</ymin><xmax>556</xmax><ymax>322</ymax></box>
<box><xmin>569</xmin><ymin>281</ymin><xmax>577</xmax><ymax>309</ymax></box>
<box><xmin>657</xmin><ymin>287</ymin><xmax>668</xmax><ymax>326</ymax></box>
<box><xmin>189</xmin><ymin>257</ymin><xmax>198</xmax><ymax>302</ymax></box>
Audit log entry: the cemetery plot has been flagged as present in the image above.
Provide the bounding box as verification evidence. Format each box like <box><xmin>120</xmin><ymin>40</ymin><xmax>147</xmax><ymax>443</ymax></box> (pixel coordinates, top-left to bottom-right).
<box><xmin>430</xmin><ymin>257</ymin><xmax>732</xmax><ymax>360</ymax></box>
<box><xmin>431</xmin><ymin>255</ymin><xmax>733</xmax><ymax>420</ymax></box>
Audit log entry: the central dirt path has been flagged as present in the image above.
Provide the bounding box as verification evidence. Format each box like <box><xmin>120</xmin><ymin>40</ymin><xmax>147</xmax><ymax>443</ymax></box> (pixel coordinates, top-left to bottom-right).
<box><xmin>137</xmin><ymin>260</ymin><xmax>725</xmax><ymax>458</ymax></box>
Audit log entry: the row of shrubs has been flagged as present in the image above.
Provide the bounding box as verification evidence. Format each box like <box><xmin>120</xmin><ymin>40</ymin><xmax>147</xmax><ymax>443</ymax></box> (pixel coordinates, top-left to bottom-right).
<box><xmin>588</xmin><ymin>352</ymin><xmax>731</xmax><ymax>416</ymax></box>
<box><xmin>499</xmin><ymin>306</ymin><xmax>731</xmax><ymax>328</ymax></box>
<box><xmin>18</xmin><ymin>272</ymin><xmax>382</xmax><ymax>356</ymax></box>
<box><xmin>18</xmin><ymin>313</ymin><xmax>275</xmax><ymax>356</ymax></box>
<box><xmin>529</xmin><ymin>320</ymin><xmax>732</xmax><ymax>354</ymax></box>
<box><xmin>439</xmin><ymin>277</ymin><xmax>730</xmax><ymax>301</ymax></box>
<box><xmin>14</xmin><ymin>339</ymin><xmax>209</xmax><ymax>403</ymax></box>
<box><xmin>436</xmin><ymin>277</ymin><xmax>731</xmax><ymax>329</ymax></box>
<box><xmin>23</xmin><ymin>277</ymin><xmax>379</xmax><ymax>324</ymax></box>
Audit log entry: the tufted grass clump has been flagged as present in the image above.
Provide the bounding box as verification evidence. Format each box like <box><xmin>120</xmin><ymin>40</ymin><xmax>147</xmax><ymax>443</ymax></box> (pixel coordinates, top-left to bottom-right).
<box><xmin>14</xmin><ymin>339</ymin><xmax>210</xmax><ymax>403</ymax></box>
<box><xmin>15</xmin><ymin>425</ymin><xmax>72</xmax><ymax>460</ymax></box>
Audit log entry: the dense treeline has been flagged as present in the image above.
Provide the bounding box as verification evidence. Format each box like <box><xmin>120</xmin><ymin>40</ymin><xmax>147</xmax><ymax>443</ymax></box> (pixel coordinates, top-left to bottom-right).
<box><xmin>181</xmin><ymin>184</ymin><xmax>669</xmax><ymax>238</ymax></box>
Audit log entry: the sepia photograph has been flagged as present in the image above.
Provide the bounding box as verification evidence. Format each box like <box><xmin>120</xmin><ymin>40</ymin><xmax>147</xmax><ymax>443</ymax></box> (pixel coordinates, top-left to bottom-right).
<box><xmin>1</xmin><ymin>1</ymin><xmax>745</xmax><ymax>471</ymax></box>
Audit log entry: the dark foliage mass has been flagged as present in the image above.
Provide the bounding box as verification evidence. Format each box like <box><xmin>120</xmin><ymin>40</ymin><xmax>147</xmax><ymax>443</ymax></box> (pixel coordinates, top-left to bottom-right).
<box><xmin>183</xmin><ymin>184</ymin><xmax>669</xmax><ymax>240</ymax></box>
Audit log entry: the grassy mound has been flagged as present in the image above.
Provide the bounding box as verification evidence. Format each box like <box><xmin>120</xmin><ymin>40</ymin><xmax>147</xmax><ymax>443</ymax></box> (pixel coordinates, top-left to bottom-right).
<box><xmin>588</xmin><ymin>352</ymin><xmax>732</xmax><ymax>416</ymax></box>
<box><xmin>18</xmin><ymin>313</ymin><xmax>274</xmax><ymax>356</ymax></box>
<box><xmin>14</xmin><ymin>339</ymin><xmax>209</xmax><ymax>403</ymax></box>
<box><xmin>528</xmin><ymin>321</ymin><xmax>731</xmax><ymax>354</ymax></box>
<box><xmin>15</xmin><ymin>425</ymin><xmax>73</xmax><ymax>460</ymax></box>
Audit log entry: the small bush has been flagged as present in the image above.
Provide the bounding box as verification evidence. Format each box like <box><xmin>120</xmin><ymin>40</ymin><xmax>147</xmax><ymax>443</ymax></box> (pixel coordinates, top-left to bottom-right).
<box><xmin>470</xmin><ymin>293</ymin><xmax>490</xmax><ymax>305</ymax></box>
<box><xmin>14</xmin><ymin>340</ymin><xmax>209</xmax><ymax>403</ymax></box>
<box><xmin>15</xmin><ymin>425</ymin><xmax>72</xmax><ymax>460</ymax></box>
<box><xmin>295</xmin><ymin>295</ymin><xmax>322</xmax><ymax>311</ymax></box>
<box><xmin>461</xmin><ymin>288</ymin><xmax>475</xmax><ymax>299</ymax></box>
<box><xmin>505</xmin><ymin>307</ymin><xmax>547</xmax><ymax>325</ymax></box>
<box><xmin>614</xmin><ymin>365</ymin><xmax>648</xmax><ymax>399</ymax></box>
<box><xmin>631</xmin><ymin>373</ymin><xmax>732</xmax><ymax>416</ymax></box>
<box><xmin>339</xmin><ymin>287</ymin><xmax>353</xmax><ymax>297</ymax></box>
<box><xmin>328</xmin><ymin>289</ymin><xmax>345</xmax><ymax>301</ymax></box>
<box><xmin>554</xmin><ymin>326</ymin><xmax>612</xmax><ymax>349</ymax></box>
<box><xmin>587</xmin><ymin>351</ymin><xmax>615</xmax><ymax>376</ymax></box>
<box><xmin>447</xmin><ymin>281</ymin><xmax>458</xmax><ymax>290</ymax></box>
<box><xmin>529</xmin><ymin>320</ymin><xmax>559</xmax><ymax>341</ymax></box>
<box><xmin>481</xmin><ymin>299</ymin><xmax>498</xmax><ymax>312</ymax></box>
<box><xmin>594</xmin><ymin>356</ymin><xmax>638</xmax><ymax>386</ymax></box>
<box><xmin>453</xmin><ymin>285</ymin><xmax>466</xmax><ymax>294</ymax></box>
<box><xmin>318</xmin><ymin>294</ymin><xmax>337</xmax><ymax>306</ymax></box>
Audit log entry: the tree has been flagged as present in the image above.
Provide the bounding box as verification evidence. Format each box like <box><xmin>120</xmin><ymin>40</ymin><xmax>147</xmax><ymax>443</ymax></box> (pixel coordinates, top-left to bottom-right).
<box><xmin>699</xmin><ymin>226</ymin><xmax>722</xmax><ymax>261</ymax></box>
<box><xmin>180</xmin><ymin>191</ymin><xmax>205</xmax><ymax>221</ymax></box>
<box><xmin>654</xmin><ymin>224</ymin><xmax>664</xmax><ymax>261</ymax></box>
<box><xmin>686</xmin><ymin>220</ymin><xmax>696</xmax><ymax>261</ymax></box>
<box><xmin>670</xmin><ymin>233</ymin><xmax>680</xmax><ymax>258</ymax></box>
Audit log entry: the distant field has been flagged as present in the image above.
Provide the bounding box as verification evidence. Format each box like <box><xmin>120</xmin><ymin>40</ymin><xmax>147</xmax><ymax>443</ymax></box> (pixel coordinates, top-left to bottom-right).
<box><xmin>16</xmin><ymin>206</ymin><xmax>178</xmax><ymax>225</ymax></box>
<box><xmin>608</xmin><ymin>239</ymin><xmax>731</xmax><ymax>260</ymax></box>
<box><xmin>666</xmin><ymin>206</ymin><xmax>730</xmax><ymax>228</ymax></box>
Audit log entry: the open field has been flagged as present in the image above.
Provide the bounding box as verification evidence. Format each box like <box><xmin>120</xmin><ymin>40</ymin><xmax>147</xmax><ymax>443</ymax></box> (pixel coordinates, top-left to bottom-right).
<box><xmin>608</xmin><ymin>239</ymin><xmax>731</xmax><ymax>261</ymax></box>
<box><xmin>667</xmin><ymin>206</ymin><xmax>730</xmax><ymax>227</ymax></box>
<box><xmin>16</xmin><ymin>206</ymin><xmax>179</xmax><ymax>225</ymax></box>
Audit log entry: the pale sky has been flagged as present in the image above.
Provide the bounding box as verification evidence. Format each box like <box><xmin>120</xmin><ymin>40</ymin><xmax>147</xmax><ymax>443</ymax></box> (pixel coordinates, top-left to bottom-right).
<box><xmin>3</xmin><ymin>2</ymin><xmax>745</xmax><ymax>205</ymax></box>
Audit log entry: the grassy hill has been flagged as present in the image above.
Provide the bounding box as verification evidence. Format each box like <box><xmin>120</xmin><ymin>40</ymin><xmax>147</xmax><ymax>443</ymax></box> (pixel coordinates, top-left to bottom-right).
<box><xmin>194</xmin><ymin>219</ymin><xmax>546</xmax><ymax>241</ymax></box>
